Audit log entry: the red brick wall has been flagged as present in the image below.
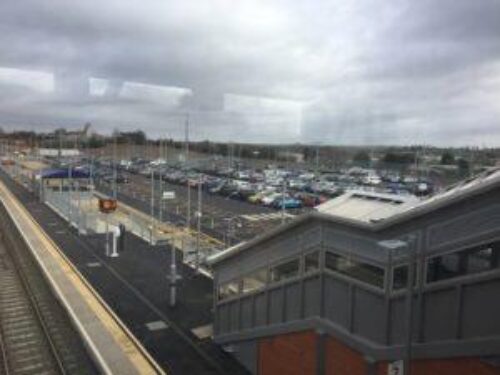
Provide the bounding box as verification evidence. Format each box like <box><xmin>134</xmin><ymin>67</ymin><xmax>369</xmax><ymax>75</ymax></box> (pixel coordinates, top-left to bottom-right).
<box><xmin>258</xmin><ymin>330</ymin><xmax>317</xmax><ymax>375</ymax></box>
<box><xmin>325</xmin><ymin>336</ymin><xmax>367</xmax><ymax>375</ymax></box>
<box><xmin>258</xmin><ymin>330</ymin><xmax>500</xmax><ymax>375</ymax></box>
<box><xmin>377</xmin><ymin>358</ymin><xmax>500</xmax><ymax>375</ymax></box>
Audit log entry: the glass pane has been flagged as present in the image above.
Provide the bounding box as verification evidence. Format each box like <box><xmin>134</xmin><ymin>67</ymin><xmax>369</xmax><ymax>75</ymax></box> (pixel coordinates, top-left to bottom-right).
<box><xmin>426</xmin><ymin>241</ymin><xmax>500</xmax><ymax>283</ymax></box>
<box><xmin>305</xmin><ymin>251</ymin><xmax>319</xmax><ymax>273</ymax></box>
<box><xmin>271</xmin><ymin>259</ymin><xmax>300</xmax><ymax>282</ymax></box>
<box><xmin>325</xmin><ymin>252</ymin><xmax>385</xmax><ymax>288</ymax></box>
<box><xmin>393</xmin><ymin>265</ymin><xmax>409</xmax><ymax>290</ymax></box>
<box><xmin>218</xmin><ymin>281</ymin><xmax>239</xmax><ymax>301</ymax></box>
<box><xmin>242</xmin><ymin>268</ymin><xmax>267</xmax><ymax>293</ymax></box>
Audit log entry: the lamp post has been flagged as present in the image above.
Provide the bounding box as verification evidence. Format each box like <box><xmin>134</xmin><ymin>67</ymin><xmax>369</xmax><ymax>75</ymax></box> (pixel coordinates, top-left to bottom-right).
<box><xmin>150</xmin><ymin>168</ymin><xmax>155</xmax><ymax>245</ymax></box>
<box><xmin>195</xmin><ymin>174</ymin><xmax>202</xmax><ymax>270</ymax></box>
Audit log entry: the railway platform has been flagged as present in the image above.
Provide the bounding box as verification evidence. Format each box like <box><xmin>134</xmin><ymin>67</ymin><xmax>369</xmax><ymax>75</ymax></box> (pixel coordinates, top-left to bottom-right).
<box><xmin>0</xmin><ymin>178</ymin><xmax>164</xmax><ymax>374</ymax></box>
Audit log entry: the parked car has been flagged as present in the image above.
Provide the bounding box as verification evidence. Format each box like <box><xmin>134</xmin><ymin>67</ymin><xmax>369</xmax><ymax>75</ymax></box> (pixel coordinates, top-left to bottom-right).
<box><xmin>272</xmin><ymin>197</ymin><xmax>302</xmax><ymax>209</ymax></box>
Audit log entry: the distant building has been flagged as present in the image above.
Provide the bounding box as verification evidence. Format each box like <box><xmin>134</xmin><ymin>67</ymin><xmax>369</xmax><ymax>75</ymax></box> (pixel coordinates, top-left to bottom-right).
<box><xmin>43</xmin><ymin>123</ymin><xmax>91</xmax><ymax>146</ymax></box>
<box><xmin>208</xmin><ymin>169</ymin><xmax>500</xmax><ymax>375</ymax></box>
<box><xmin>277</xmin><ymin>151</ymin><xmax>304</xmax><ymax>163</ymax></box>
<box><xmin>38</xmin><ymin>148</ymin><xmax>80</xmax><ymax>157</ymax></box>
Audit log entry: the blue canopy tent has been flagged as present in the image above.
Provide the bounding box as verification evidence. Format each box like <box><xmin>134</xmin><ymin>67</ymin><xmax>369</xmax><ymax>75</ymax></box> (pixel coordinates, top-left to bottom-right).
<box><xmin>40</xmin><ymin>167</ymin><xmax>90</xmax><ymax>179</ymax></box>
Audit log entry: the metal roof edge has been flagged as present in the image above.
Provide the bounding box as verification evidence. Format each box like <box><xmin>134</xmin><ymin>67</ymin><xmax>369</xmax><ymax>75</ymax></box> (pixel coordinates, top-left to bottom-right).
<box><xmin>208</xmin><ymin>211</ymin><xmax>375</xmax><ymax>266</ymax></box>
<box><xmin>209</xmin><ymin>171</ymin><xmax>500</xmax><ymax>267</ymax></box>
<box><xmin>207</xmin><ymin>213</ymin><xmax>316</xmax><ymax>266</ymax></box>
<box><xmin>374</xmin><ymin>174</ymin><xmax>500</xmax><ymax>230</ymax></box>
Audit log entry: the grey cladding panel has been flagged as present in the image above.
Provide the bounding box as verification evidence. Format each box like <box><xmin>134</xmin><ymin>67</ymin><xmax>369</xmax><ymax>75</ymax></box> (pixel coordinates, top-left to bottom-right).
<box><xmin>389</xmin><ymin>297</ymin><xmax>406</xmax><ymax>345</ymax></box>
<box><xmin>302</xmin><ymin>226</ymin><xmax>322</xmax><ymax>250</ymax></box>
<box><xmin>234</xmin><ymin>340</ymin><xmax>258</xmax><ymax>375</ymax></box>
<box><xmin>352</xmin><ymin>287</ymin><xmax>386</xmax><ymax>343</ymax></box>
<box><xmin>304</xmin><ymin>277</ymin><xmax>321</xmax><ymax>317</ymax></box>
<box><xmin>423</xmin><ymin>288</ymin><xmax>457</xmax><ymax>342</ymax></box>
<box><xmin>254</xmin><ymin>293</ymin><xmax>267</xmax><ymax>327</ymax></box>
<box><xmin>324</xmin><ymin>276</ymin><xmax>350</xmax><ymax>328</ymax></box>
<box><xmin>269</xmin><ymin>288</ymin><xmax>284</xmax><ymax>324</ymax></box>
<box><xmin>230</xmin><ymin>301</ymin><xmax>240</xmax><ymax>332</ymax></box>
<box><xmin>462</xmin><ymin>279</ymin><xmax>500</xmax><ymax>339</ymax></box>
<box><xmin>218</xmin><ymin>304</ymin><xmax>230</xmax><ymax>334</ymax></box>
<box><xmin>241</xmin><ymin>297</ymin><xmax>253</xmax><ymax>330</ymax></box>
<box><xmin>218</xmin><ymin>231</ymin><xmax>303</xmax><ymax>283</ymax></box>
<box><xmin>323</xmin><ymin>224</ymin><xmax>387</xmax><ymax>263</ymax></box>
<box><xmin>285</xmin><ymin>282</ymin><xmax>301</xmax><ymax>322</ymax></box>
<box><xmin>427</xmin><ymin>204</ymin><xmax>500</xmax><ymax>250</ymax></box>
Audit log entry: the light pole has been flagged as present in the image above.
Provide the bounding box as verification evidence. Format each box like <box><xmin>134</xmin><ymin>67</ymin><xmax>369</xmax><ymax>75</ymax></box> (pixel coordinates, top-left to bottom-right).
<box><xmin>158</xmin><ymin>141</ymin><xmax>163</xmax><ymax>223</ymax></box>
<box><xmin>150</xmin><ymin>168</ymin><xmax>155</xmax><ymax>245</ymax></box>
<box><xmin>112</xmin><ymin>133</ymin><xmax>117</xmax><ymax>199</ymax></box>
<box><xmin>105</xmin><ymin>213</ymin><xmax>110</xmax><ymax>256</ymax></box>
<box><xmin>281</xmin><ymin>177</ymin><xmax>287</xmax><ymax>225</ymax></box>
<box><xmin>68</xmin><ymin>163</ymin><xmax>73</xmax><ymax>225</ymax></box>
<box><xmin>195</xmin><ymin>174</ymin><xmax>202</xmax><ymax>270</ymax></box>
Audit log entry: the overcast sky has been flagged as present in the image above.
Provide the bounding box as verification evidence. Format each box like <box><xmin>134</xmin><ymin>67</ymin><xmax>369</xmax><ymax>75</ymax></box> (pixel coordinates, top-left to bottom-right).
<box><xmin>0</xmin><ymin>0</ymin><xmax>499</xmax><ymax>146</ymax></box>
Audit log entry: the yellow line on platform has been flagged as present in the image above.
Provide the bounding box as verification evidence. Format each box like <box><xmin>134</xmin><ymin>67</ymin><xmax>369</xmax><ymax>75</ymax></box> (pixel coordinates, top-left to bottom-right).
<box><xmin>0</xmin><ymin>181</ymin><xmax>165</xmax><ymax>375</ymax></box>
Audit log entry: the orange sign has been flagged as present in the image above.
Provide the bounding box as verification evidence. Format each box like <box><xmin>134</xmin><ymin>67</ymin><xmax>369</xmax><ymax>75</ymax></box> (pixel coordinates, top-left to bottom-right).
<box><xmin>99</xmin><ymin>198</ymin><xmax>117</xmax><ymax>213</ymax></box>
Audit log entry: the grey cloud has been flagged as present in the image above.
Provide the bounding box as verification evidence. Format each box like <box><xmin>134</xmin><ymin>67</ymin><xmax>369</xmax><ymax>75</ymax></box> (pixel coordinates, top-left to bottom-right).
<box><xmin>0</xmin><ymin>0</ymin><xmax>499</xmax><ymax>145</ymax></box>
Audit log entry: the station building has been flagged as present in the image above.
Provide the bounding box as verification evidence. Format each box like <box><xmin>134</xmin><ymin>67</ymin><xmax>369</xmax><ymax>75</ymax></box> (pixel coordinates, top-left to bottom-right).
<box><xmin>208</xmin><ymin>169</ymin><xmax>500</xmax><ymax>375</ymax></box>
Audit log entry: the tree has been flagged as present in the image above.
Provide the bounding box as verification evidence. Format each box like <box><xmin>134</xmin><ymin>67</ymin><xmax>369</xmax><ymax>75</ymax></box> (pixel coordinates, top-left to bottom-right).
<box><xmin>456</xmin><ymin>158</ymin><xmax>470</xmax><ymax>177</ymax></box>
<box><xmin>382</xmin><ymin>152</ymin><xmax>415</xmax><ymax>165</ymax></box>
<box><xmin>88</xmin><ymin>134</ymin><xmax>104</xmax><ymax>148</ymax></box>
<box><xmin>352</xmin><ymin>151</ymin><xmax>371</xmax><ymax>167</ymax></box>
<box><xmin>440</xmin><ymin>151</ymin><xmax>455</xmax><ymax>165</ymax></box>
<box><xmin>118</xmin><ymin>130</ymin><xmax>147</xmax><ymax>145</ymax></box>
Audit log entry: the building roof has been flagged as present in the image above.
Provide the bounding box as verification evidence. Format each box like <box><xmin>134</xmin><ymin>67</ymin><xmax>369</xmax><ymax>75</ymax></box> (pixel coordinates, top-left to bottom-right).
<box><xmin>208</xmin><ymin>167</ymin><xmax>500</xmax><ymax>266</ymax></box>
<box><xmin>315</xmin><ymin>190</ymin><xmax>419</xmax><ymax>223</ymax></box>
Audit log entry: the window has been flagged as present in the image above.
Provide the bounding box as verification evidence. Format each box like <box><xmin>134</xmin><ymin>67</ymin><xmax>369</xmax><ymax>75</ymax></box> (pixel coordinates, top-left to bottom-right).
<box><xmin>242</xmin><ymin>268</ymin><xmax>267</xmax><ymax>293</ymax></box>
<box><xmin>392</xmin><ymin>264</ymin><xmax>417</xmax><ymax>291</ymax></box>
<box><xmin>271</xmin><ymin>258</ymin><xmax>300</xmax><ymax>282</ymax></box>
<box><xmin>218</xmin><ymin>280</ymin><xmax>239</xmax><ymax>301</ymax></box>
<box><xmin>426</xmin><ymin>241</ymin><xmax>500</xmax><ymax>283</ymax></box>
<box><xmin>305</xmin><ymin>251</ymin><xmax>320</xmax><ymax>273</ymax></box>
<box><xmin>325</xmin><ymin>251</ymin><xmax>385</xmax><ymax>288</ymax></box>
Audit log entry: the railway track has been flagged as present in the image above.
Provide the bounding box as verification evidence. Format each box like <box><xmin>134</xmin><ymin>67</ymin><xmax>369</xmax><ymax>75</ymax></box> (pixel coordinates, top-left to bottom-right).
<box><xmin>0</xmin><ymin>229</ymin><xmax>98</xmax><ymax>375</ymax></box>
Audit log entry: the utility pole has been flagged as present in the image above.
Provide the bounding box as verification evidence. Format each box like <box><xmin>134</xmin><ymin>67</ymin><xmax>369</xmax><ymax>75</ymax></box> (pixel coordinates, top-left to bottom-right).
<box><xmin>112</xmin><ymin>132</ymin><xmax>117</xmax><ymax>199</ymax></box>
<box><xmin>185</xmin><ymin>113</ymin><xmax>190</xmax><ymax>164</ymax></box>
<box><xmin>58</xmin><ymin>130</ymin><xmax>62</xmax><ymax>164</ymax></box>
<box><xmin>150</xmin><ymin>168</ymin><xmax>155</xmax><ymax>245</ymax></box>
<box><xmin>105</xmin><ymin>213</ymin><xmax>110</xmax><ymax>256</ymax></box>
<box><xmin>159</xmin><ymin>138</ymin><xmax>163</xmax><ymax>222</ymax></box>
<box><xmin>195</xmin><ymin>174</ymin><xmax>202</xmax><ymax>270</ymax></box>
<box><xmin>315</xmin><ymin>146</ymin><xmax>319</xmax><ymax>178</ymax></box>
<box><xmin>165</xmin><ymin>135</ymin><xmax>168</xmax><ymax>165</ymax></box>
<box><xmin>185</xmin><ymin>114</ymin><xmax>191</xmax><ymax>254</ymax></box>
<box><xmin>281</xmin><ymin>177</ymin><xmax>286</xmax><ymax>224</ymax></box>
<box><xmin>68</xmin><ymin>162</ymin><xmax>73</xmax><ymax>225</ymax></box>
<box><xmin>169</xmin><ymin>240</ymin><xmax>180</xmax><ymax>307</ymax></box>
<box><xmin>77</xmin><ymin>180</ymin><xmax>81</xmax><ymax>234</ymax></box>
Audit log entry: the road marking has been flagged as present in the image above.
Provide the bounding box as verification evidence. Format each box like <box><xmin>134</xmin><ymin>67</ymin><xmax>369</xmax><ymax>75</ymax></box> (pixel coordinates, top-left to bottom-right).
<box><xmin>191</xmin><ymin>324</ymin><xmax>213</xmax><ymax>340</ymax></box>
<box><xmin>145</xmin><ymin>321</ymin><xmax>168</xmax><ymax>332</ymax></box>
<box><xmin>240</xmin><ymin>212</ymin><xmax>294</xmax><ymax>222</ymax></box>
